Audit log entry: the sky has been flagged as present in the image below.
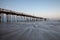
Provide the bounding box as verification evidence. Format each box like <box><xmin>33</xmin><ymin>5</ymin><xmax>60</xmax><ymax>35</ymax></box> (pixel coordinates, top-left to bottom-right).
<box><xmin>0</xmin><ymin>0</ymin><xmax>60</xmax><ymax>19</ymax></box>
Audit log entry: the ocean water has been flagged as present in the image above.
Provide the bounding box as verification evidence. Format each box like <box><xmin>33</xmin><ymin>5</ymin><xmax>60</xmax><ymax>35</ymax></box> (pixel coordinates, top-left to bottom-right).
<box><xmin>0</xmin><ymin>20</ymin><xmax>60</xmax><ymax>40</ymax></box>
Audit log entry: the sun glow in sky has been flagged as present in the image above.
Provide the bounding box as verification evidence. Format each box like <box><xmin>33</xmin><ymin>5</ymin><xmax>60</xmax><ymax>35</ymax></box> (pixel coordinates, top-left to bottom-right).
<box><xmin>0</xmin><ymin>0</ymin><xmax>60</xmax><ymax>19</ymax></box>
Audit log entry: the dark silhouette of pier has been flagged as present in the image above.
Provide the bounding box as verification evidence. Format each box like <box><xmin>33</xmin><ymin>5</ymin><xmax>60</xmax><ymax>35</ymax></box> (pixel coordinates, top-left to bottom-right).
<box><xmin>0</xmin><ymin>8</ymin><xmax>46</xmax><ymax>22</ymax></box>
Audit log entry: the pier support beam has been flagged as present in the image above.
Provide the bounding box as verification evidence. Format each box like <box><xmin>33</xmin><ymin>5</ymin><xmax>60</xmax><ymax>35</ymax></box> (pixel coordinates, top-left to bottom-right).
<box><xmin>0</xmin><ymin>13</ymin><xmax>7</xmax><ymax>23</ymax></box>
<box><xmin>6</xmin><ymin>14</ymin><xmax>12</xmax><ymax>22</ymax></box>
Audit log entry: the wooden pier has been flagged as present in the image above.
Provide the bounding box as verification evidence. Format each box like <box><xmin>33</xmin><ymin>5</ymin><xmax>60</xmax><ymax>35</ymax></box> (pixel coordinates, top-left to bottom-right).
<box><xmin>0</xmin><ymin>8</ymin><xmax>46</xmax><ymax>22</ymax></box>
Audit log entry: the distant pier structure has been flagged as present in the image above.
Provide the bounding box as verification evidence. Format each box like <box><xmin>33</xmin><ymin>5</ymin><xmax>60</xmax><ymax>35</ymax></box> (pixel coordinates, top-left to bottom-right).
<box><xmin>0</xmin><ymin>8</ymin><xmax>46</xmax><ymax>23</ymax></box>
